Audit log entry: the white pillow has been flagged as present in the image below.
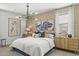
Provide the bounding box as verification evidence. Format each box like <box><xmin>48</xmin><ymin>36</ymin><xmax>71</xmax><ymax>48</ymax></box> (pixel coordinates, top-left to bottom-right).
<box><xmin>35</xmin><ymin>33</ymin><xmax>41</xmax><ymax>38</ymax></box>
<box><xmin>48</xmin><ymin>34</ymin><xmax>54</xmax><ymax>39</ymax></box>
<box><xmin>46</xmin><ymin>34</ymin><xmax>54</xmax><ymax>39</ymax></box>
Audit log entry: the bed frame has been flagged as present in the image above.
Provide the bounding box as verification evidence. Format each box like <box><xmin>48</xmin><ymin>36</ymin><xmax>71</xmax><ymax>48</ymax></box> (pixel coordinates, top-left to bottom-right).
<box><xmin>12</xmin><ymin>47</ymin><xmax>55</xmax><ymax>56</ymax></box>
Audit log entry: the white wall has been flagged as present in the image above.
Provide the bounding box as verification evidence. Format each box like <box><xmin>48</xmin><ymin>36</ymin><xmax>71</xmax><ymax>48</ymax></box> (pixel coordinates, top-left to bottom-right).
<box><xmin>0</xmin><ymin>9</ymin><xmax>26</xmax><ymax>45</ymax></box>
<box><xmin>55</xmin><ymin>6</ymin><xmax>74</xmax><ymax>37</ymax></box>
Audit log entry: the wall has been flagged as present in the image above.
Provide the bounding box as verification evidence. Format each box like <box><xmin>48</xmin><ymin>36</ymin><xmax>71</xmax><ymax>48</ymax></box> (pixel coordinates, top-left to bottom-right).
<box><xmin>26</xmin><ymin>10</ymin><xmax>55</xmax><ymax>31</ymax></box>
<box><xmin>0</xmin><ymin>9</ymin><xmax>26</xmax><ymax>45</ymax></box>
<box><xmin>74</xmin><ymin>4</ymin><xmax>79</xmax><ymax>38</ymax></box>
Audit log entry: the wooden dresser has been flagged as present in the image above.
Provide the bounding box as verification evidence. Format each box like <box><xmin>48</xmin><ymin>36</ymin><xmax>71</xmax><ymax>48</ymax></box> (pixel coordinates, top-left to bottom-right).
<box><xmin>54</xmin><ymin>37</ymin><xmax>79</xmax><ymax>52</ymax></box>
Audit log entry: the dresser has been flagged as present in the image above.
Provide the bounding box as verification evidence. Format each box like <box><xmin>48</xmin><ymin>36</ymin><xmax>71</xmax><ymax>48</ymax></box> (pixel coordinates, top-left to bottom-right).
<box><xmin>54</xmin><ymin>37</ymin><xmax>79</xmax><ymax>52</ymax></box>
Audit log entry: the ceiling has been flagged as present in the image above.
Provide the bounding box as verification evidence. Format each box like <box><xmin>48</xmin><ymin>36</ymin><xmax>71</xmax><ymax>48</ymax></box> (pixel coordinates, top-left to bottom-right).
<box><xmin>0</xmin><ymin>3</ymin><xmax>72</xmax><ymax>15</ymax></box>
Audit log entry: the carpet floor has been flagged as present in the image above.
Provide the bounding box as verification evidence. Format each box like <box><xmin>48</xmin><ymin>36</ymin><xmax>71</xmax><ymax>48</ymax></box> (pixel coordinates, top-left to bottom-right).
<box><xmin>0</xmin><ymin>46</ymin><xmax>79</xmax><ymax>56</ymax></box>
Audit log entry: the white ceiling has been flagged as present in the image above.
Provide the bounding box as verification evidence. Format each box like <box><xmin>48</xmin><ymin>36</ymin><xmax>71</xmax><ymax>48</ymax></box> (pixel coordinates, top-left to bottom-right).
<box><xmin>0</xmin><ymin>3</ymin><xmax>72</xmax><ymax>15</ymax></box>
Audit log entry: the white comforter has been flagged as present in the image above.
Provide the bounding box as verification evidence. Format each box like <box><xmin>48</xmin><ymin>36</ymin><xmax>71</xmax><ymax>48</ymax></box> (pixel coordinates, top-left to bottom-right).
<box><xmin>10</xmin><ymin>37</ymin><xmax>55</xmax><ymax>56</ymax></box>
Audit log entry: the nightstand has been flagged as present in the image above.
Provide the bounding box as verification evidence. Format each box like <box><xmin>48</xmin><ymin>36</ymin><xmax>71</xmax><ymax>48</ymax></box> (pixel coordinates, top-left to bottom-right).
<box><xmin>22</xmin><ymin>32</ymin><xmax>32</xmax><ymax>38</ymax></box>
<box><xmin>0</xmin><ymin>39</ymin><xmax>6</xmax><ymax>47</ymax></box>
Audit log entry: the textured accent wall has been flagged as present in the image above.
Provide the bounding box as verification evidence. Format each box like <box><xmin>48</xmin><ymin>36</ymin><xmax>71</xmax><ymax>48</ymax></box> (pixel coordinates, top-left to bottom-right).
<box><xmin>26</xmin><ymin>10</ymin><xmax>55</xmax><ymax>31</ymax></box>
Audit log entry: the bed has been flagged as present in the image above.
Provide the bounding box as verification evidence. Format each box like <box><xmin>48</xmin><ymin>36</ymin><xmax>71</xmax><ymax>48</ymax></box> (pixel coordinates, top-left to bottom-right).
<box><xmin>10</xmin><ymin>37</ymin><xmax>55</xmax><ymax>56</ymax></box>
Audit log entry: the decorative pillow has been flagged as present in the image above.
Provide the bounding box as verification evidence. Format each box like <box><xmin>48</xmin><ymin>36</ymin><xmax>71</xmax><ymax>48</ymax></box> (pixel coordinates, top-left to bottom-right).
<box><xmin>35</xmin><ymin>34</ymin><xmax>40</xmax><ymax>38</ymax></box>
<box><xmin>49</xmin><ymin>34</ymin><xmax>54</xmax><ymax>39</ymax></box>
<box><xmin>46</xmin><ymin>34</ymin><xmax>54</xmax><ymax>39</ymax></box>
<box><xmin>32</xmin><ymin>33</ymin><xmax>35</xmax><ymax>37</ymax></box>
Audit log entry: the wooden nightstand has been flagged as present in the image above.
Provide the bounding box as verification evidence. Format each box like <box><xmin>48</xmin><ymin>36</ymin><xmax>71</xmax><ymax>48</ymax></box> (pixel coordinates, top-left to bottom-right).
<box><xmin>22</xmin><ymin>32</ymin><xmax>32</xmax><ymax>38</ymax></box>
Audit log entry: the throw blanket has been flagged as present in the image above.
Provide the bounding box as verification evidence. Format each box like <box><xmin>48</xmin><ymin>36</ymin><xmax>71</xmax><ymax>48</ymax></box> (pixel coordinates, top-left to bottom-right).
<box><xmin>10</xmin><ymin>37</ymin><xmax>55</xmax><ymax>56</ymax></box>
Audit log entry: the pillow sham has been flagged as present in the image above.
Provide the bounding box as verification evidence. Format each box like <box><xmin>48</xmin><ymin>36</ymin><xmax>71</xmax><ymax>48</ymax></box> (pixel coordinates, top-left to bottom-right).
<box><xmin>45</xmin><ymin>34</ymin><xmax>54</xmax><ymax>39</ymax></box>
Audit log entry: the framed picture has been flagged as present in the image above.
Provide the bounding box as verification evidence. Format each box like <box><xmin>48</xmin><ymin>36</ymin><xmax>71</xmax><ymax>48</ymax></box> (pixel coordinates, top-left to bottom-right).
<box><xmin>35</xmin><ymin>20</ymin><xmax>54</xmax><ymax>31</ymax></box>
<box><xmin>59</xmin><ymin>23</ymin><xmax>68</xmax><ymax>37</ymax></box>
<box><xmin>8</xmin><ymin>18</ymin><xmax>21</xmax><ymax>37</ymax></box>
